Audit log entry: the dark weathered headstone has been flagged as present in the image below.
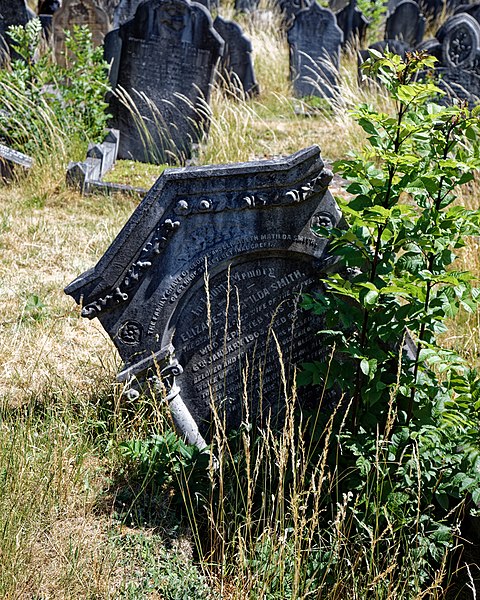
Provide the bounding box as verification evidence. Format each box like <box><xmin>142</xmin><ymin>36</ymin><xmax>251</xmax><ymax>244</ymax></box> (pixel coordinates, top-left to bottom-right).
<box><xmin>454</xmin><ymin>3</ymin><xmax>480</xmax><ymax>25</ymax></box>
<box><xmin>436</xmin><ymin>13</ymin><xmax>480</xmax><ymax>69</ymax></box>
<box><xmin>112</xmin><ymin>0</ymin><xmax>145</xmax><ymax>28</ymax></box>
<box><xmin>214</xmin><ymin>16</ymin><xmax>259</xmax><ymax>97</ymax></box>
<box><xmin>287</xmin><ymin>3</ymin><xmax>343</xmax><ymax>99</ymax></box>
<box><xmin>65</xmin><ymin>146</ymin><xmax>342</xmax><ymax>445</ymax></box>
<box><xmin>416</xmin><ymin>14</ymin><xmax>480</xmax><ymax>107</ymax></box>
<box><xmin>53</xmin><ymin>0</ymin><xmax>110</xmax><ymax>65</ymax></box>
<box><xmin>107</xmin><ymin>0</ymin><xmax>224</xmax><ymax>164</ymax></box>
<box><xmin>385</xmin><ymin>0</ymin><xmax>426</xmax><ymax>47</ymax></box>
<box><xmin>234</xmin><ymin>0</ymin><xmax>259</xmax><ymax>13</ymax></box>
<box><xmin>277</xmin><ymin>0</ymin><xmax>313</xmax><ymax>25</ymax></box>
<box><xmin>0</xmin><ymin>0</ymin><xmax>30</xmax><ymax>62</ymax></box>
<box><xmin>434</xmin><ymin>68</ymin><xmax>480</xmax><ymax>105</ymax></box>
<box><xmin>335</xmin><ymin>0</ymin><xmax>369</xmax><ymax>47</ymax></box>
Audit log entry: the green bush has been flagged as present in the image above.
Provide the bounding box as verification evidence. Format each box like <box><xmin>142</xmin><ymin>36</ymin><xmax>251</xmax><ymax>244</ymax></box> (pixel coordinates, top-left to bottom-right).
<box><xmin>300</xmin><ymin>49</ymin><xmax>480</xmax><ymax>586</ymax></box>
<box><xmin>0</xmin><ymin>18</ymin><xmax>110</xmax><ymax>158</ymax></box>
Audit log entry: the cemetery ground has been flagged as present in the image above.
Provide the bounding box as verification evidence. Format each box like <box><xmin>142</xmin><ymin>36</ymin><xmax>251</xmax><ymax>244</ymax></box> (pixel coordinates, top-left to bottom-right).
<box><xmin>1</xmin><ymin>17</ymin><xmax>480</xmax><ymax>600</ymax></box>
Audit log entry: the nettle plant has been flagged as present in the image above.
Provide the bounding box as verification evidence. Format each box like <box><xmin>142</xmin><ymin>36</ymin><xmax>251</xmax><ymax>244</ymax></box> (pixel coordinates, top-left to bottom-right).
<box><xmin>302</xmin><ymin>49</ymin><xmax>480</xmax><ymax>563</ymax></box>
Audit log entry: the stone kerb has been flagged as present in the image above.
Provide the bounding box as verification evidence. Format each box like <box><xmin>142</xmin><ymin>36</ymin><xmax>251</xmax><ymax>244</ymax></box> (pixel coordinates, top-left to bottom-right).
<box><xmin>65</xmin><ymin>146</ymin><xmax>343</xmax><ymax>446</ymax></box>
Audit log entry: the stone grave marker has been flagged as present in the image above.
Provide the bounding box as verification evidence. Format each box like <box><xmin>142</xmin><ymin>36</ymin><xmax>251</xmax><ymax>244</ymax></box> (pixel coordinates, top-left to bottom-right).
<box><xmin>455</xmin><ymin>3</ymin><xmax>480</xmax><ymax>25</ymax></box>
<box><xmin>106</xmin><ymin>0</ymin><xmax>224</xmax><ymax>164</ymax></box>
<box><xmin>385</xmin><ymin>0</ymin><xmax>426</xmax><ymax>47</ymax></box>
<box><xmin>53</xmin><ymin>0</ymin><xmax>110</xmax><ymax>65</ymax></box>
<box><xmin>0</xmin><ymin>0</ymin><xmax>31</xmax><ymax>63</ymax></box>
<box><xmin>427</xmin><ymin>14</ymin><xmax>480</xmax><ymax>106</ymax></box>
<box><xmin>65</xmin><ymin>146</ymin><xmax>342</xmax><ymax>445</ymax></box>
<box><xmin>113</xmin><ymin>0</ymin><xmax>153</xmax><ymax>27</ymax></box>
<box><xmin>287</xmin><ymin>2</ymin><xmax>343</xmax><ymax>99</ymax></box>
<box><xmin>213</xmin><ymin>16</ymin><xmax>259</xmax><ymax>97</ymax></box>
<box><xmin>436</xmin><ymin>13</ymin><xmax>480</xmax><ymax>69</ymax></box>
<box><xmin>0</xmin><ymin>143</ymin><xmax>33</xmax><ymax>181</ymax></box>
<box><xmin>335</xmin><ymin>0</ymin><xmax>369</xmax><ymax>47</ymax></box>
<box><xmin>234</xmin><ymin>0</ymin><xmax>259</xmax><ymax>13</ymax></box>
<box><xmin>277</xmin><ymin>0</ymin><xmax>313</xmax><ymax>25</ymax></box>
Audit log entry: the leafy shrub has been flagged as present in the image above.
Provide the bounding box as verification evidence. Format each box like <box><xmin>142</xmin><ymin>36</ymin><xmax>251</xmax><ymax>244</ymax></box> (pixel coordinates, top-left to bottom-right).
<box><xmin>0</xmin><ymin>18</ymin><xmax>110</xmax><ymax>157</ymax></box>
<box><xmin>300</xmin><ymin>49</ymin><xmax>480</xmax><ymax>586</ymax></box>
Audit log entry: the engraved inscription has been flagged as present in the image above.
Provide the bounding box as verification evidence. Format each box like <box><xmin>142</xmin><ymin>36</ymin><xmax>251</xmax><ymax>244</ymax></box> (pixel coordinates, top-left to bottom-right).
<box><xmin>172</xmin><ymin>256</ymin><xmax>327</xmax><ymax>432</ymax></box>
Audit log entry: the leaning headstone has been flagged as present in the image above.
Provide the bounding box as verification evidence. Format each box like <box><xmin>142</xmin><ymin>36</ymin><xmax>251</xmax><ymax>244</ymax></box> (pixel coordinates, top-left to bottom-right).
<box><xmin>0</xmin><ymin>0</ymin><xmax>30</xmax><ymax>63</ymax></box>
<box><xmin>385</xmin><ymin>0</ymin><xmax>426</xmax><ymax>47</ymax></box>
<box><xmin>335</xmin><ymin>0</ymin><xmax>369</xmax><ymax>47</ymax></box>
<box><xmin>0</xmin><ymin>143</ymin><xmax>33</xmax><ymax>181</ymax></box>
<box><xmin>106</xmin><ymin>0</ymin><xmax>224</xmax><ymax>164</ymax></box>
<box><xmin>214</xmin><ymin>16</ymin><xmax>259</xmax><ymax>97</ymax></box>
<box><xmin>287</xmin><ymin>3</ymin><xmax>343</xmax><ymax>99</ymax></box>
<box><xmin>65</xmin><ymin>146</ymin><xmax>342</xmax><ymax>445</ymax></box>
<box><xmin>53</xmin><ymin>0</ymin><xmax>110</xmax><ymax>65</ymax></box>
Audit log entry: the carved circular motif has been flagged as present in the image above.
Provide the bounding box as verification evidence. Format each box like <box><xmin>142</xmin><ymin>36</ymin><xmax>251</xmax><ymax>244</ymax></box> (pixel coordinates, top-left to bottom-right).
<box><xmin>117</xmin><ymin>321</ymin><xmax>143</xmax><ymax>345</ymax></box>
<box><xmin>441</xmin><ymin>17</ymin><xmax>480</xmax><ymax>69</ymax></box>
<box><xmin>310</xmin><ymin>211</ymin><xmax>333</xmax><ymax>236</ymax></box>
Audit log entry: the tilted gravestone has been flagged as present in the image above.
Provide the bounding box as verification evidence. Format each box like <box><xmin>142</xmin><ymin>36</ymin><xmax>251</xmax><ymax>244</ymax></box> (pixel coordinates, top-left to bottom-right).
<box><xmin>213</xmin><ymin>16</ymin><xmax>259</xmax><ymax>97</ymax></box>
<box><xmin>0</xmin><ymin>143</ymin><xmax>33</xmax><ymax>181</ymax></box>
<box><xmin>53</xmin><ymin>0</ymin><xmax>110</xmax><ymax>65</ymax></box>
<box><xmin>385</xmin><ymin>0</ymin><xmax>426</xmax><ymax>47</ymax></box>
<box><xmin>0</xmin><ymin>0</ymin><xmax>30</xmax><ymax>63</ymax></box>
<box><xmin>287</xmin><ymin>3</ymin><xmax>343</xmax><ymax>99</ymax></box>
<box><xmin>106</xmin><ymin>0</ymin><xmax>224</xmax><ymax>165</ymax></box>
<box><xmin>65</xmin><ymin>146</ymin><xmax>342</xmax><ymax>446</ymax></box>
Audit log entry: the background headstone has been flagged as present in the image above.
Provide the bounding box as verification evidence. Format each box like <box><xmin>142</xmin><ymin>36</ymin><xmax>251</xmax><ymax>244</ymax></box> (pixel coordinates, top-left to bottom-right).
<box><xmin>112</xmin><ymin>0</ymin><xmax>145</xmax><ymax>28</ymax></box>
<box><xmin>385</xmin><ymin>0</ymin><xmax>426</xmax><ymax>47</ymax></box>
<box><xmin>335</xmin><ymin>0</ymin><xmax>368</xmax><ymax>47</ymax></box>
<box><xmin>287</xmin><ymin>2</ymin><xmax>343</xmax><ymax>99</ymax></box>
<box><xmin>214</xmin><ymin>16</ymin><xmax>259</xmax><ymax>97</ymax></box>
<box><xmin>65</xmin><ymin>145</ymin><xmax>343</xmax><ymax>442</ymax></box>
<box><xmin>234</xmin><ymin>0</ymin><xmax>259</xmax><ymax>13</ymax></box>
<box><xmin>53</xmin><ymin>0</ymin><xmax>110</xmax><ymax>65</ymax></box>
<box><xmin>107</xmin><ymin>0</ymin><xmax>224</xmax><ymax>164</ymax></box>
<box><xmin>455</xmin><ymin>3</ymin><xmax>480</xmax><ymax>25</ymax></box>
<box><xmin>0</xmin><ymin>0</ymin><xmax>31</xmax><ymax>63</ymax></box>
<box><xmin>436</xmin><ymin>13</ymin><xmax>480</xmax><ymax>69</ymax></box>
<box><xmin>276</xmin><ymin>0</ymin><xmax>313</xmax><ymax>25</ymax></box>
